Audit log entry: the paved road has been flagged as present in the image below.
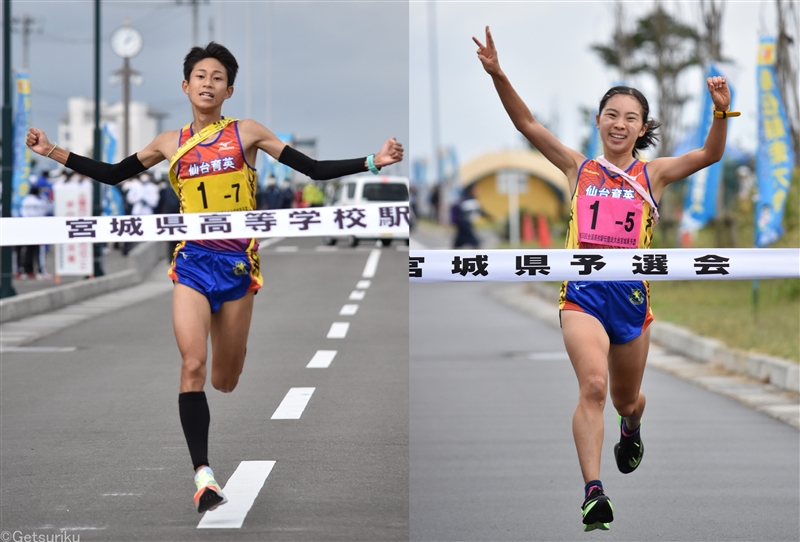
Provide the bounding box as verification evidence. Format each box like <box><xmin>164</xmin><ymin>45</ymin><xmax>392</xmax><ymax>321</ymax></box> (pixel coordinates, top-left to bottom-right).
<box><xmin>410</xmin><ymin>282</ymin><xmax>800</xmax><ymax>542</ymax></box>
<box><xmin>1</xmin><ymin>237</ymin><xmax>408</xmax><ymax>541</ymax></box>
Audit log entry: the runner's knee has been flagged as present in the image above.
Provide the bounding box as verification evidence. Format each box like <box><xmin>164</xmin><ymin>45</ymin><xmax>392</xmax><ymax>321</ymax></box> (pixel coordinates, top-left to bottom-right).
<box><xmin>580</xmin><ymin>374</ymin><xmax>608</xmax><ymax>404</ymax></box>
<box><xmin>181</xmin><ymin>356</ymin><xmax>206</xmax><ymax>379</ymax></box>
<box><xmin>211</xmin><ymin>373</ymin><xmax>238</xmax><ymax>393</ymax></box>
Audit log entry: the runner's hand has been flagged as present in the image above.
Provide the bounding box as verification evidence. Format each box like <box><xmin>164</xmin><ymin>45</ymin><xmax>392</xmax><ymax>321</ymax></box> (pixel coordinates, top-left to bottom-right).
<box><xmin>374</xmin><ymin>137</ymin><xmax>404</xmax><ymax>168</ymax></box>
<box><xmin>707</xmin><ymin>76</ymin><xmax>731</xmax><ymax>112</ymax></box>
<box><xmin>26</xmin><ymin>127</ymin><xmax>54</xmax><ymax>156</ymax></box>
<box><xmin>473</xmin><ymin>26</ymin><xmax>501</xmax><ymax>76</ymax></box>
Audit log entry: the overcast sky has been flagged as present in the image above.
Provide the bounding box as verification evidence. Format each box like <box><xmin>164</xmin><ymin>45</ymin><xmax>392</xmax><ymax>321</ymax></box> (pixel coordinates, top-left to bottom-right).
<box><xmin>410</xmin><ymin>1</ymin><xmax>783</xmax><ymax>180</ymax></box>
<box><xmin>3</xmin><ymin>0</ymin><xmax>408</xmax><ymax>175</ymax></box>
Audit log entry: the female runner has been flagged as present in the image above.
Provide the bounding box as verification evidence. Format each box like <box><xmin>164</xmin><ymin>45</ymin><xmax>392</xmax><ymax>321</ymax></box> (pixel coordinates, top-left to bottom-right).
<box><xmin>27</xmin><ymin>42</ymin><xmax>403</xmax><ymax>514</ymax></box>
<box><xmin>473</xmin><ymin>26</ymin><xmax>731</xmax><ymax>531</ymax></box>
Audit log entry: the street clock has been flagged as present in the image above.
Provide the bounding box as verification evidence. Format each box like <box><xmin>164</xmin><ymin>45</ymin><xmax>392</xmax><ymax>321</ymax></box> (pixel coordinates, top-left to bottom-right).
<box><xmin>111</xmin><ymin>25</ymin><xmax>143</xmax><ymax>59</ymax></box>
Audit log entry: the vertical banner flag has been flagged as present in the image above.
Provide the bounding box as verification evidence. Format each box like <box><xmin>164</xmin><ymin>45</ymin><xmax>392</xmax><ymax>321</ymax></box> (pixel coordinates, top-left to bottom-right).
<box><xmin>259</xmin><ymin>132</ymin><xmax>293</xmax><ymax>188</ymax></box>
<box><xmin>755</xmin><ymin>36</ymin><xmax>795</xmax><ymax>247</ymax></box>
<box><xmin>11</xmin><ymin>72</ymin><xmax>32</xmax><ymax>216</ymax></box>
<box><xmin>101</xmin><ymin>123</ymin><xmax>124</xmax><ymax>216</ymax></box>
<box><xmin>680</xmin><ymin>63</ymin><xmax>733</xmax><ymax>235</ymax></box>
<box><xmin>585</xmin><ymin>110</ymin><xmax>599</xmax><ymax>160</ymax></box>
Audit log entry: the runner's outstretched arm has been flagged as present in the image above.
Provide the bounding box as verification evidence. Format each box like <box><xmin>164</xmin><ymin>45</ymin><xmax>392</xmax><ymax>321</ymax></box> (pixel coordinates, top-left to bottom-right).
<box><xmin>26</xmin><ymin>127</ymin><xmax>172</xmax><ymax>185</ymax></box>
<box><xmin>473</xmin><ymin>25</ymin><xmax>584</xmax><ymax>180</ymax></box>
<box><xmin>239</xmin><ymin>119</ymin><xmax>404</xmax><ymax>181</ymax></box>
<box><xmin>647</xmin><ymin>76</ymin><xmax>731</xmax><ymax>190</ymax></box>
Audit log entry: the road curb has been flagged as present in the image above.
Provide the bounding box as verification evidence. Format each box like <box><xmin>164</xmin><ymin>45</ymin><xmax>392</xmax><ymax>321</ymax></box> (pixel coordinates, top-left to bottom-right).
<box><xmin>522</xmin><ymin>282</ymin><xmax>799</xmax><ymax>394</ymax></box>
<box><xmin>0</xmin><ymin>242</ymin><xmax>166</xmax><ymax>324</ymax></box>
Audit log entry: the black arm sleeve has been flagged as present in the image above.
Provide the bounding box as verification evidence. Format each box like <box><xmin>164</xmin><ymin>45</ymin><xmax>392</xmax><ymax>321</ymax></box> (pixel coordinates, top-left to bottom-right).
<box><xmin>277</xmin><ymin>145</ymin><xmax>371</xmax><ymax>181</ymax></box>
<box><xmin>65</xmin><ymin>153</ymin><xmax>148</xmax><ymax>186</ymax></box>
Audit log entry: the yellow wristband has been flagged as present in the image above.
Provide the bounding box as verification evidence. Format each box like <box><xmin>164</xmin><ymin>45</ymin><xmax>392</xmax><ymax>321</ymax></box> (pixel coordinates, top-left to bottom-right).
<box><xmin>713</xmin><ymin>109</ymin><xmax>741</xmax><ymax>119</ymax></box>
<box><xmin>45</xmin><ymin>143</ymin><xmax>58</xmax><ymax>158</ymax></box>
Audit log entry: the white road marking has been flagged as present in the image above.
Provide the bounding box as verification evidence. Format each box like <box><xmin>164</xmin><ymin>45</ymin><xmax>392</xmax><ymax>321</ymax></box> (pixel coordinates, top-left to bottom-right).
<box><xmin>197</xmin><ymin>460</ymin><xmax>276</xmax><ymax>529</ymax></box>
<box><xmin>327</xmin><ymin>322</ymin><xmax>350</xmax><ymax>339</ymax></box>
<box><xmin>256</xmin><ymin>237</ymin><xmax>285</xmax><ymax>250</ymax></box>
<box><xmin>274</xmin><ymin>246</ymin><xmax>299</xmax><ymax>252</ymax></box>
<box><xmin>362</xmin><ymin>248</ymin><xmax>381</xmax><ymax>278</ymax></box>
<box><xmin>101</xmin><ymin>493</ymin><xmax>142</xmax><ymax>497</ymax></box>
<box><xmin>339</xmin><ymin>304</ymin><xmax>358</xmax><ymax>316</ymax></box>
<box><xmin>315</xmin><ymin>246</ymin><xmax>338</xmax><ymax>252</ymax></box>
<box><xmin>349</xmin><ymin>290</ymin><xmax>365</xmax><ymax>301</ymax></box>
<box><xmin>356</xmin><ymin>280</ymin><xmax>371</xmax><ymax>289</ymax></box>
<box><xmin>0</xmin><ymin>346</ymin><xmax>77</xmax><ymax>353</ymax></box>
<box><xmin>271</xmin><ymin>388</ymin><xmax>316</xmax><ymax>419</ymax></box>
<box><xmin>307</xmin><ymin>350</ymin><xmax>337</xmax><ymax>369</ymax></box>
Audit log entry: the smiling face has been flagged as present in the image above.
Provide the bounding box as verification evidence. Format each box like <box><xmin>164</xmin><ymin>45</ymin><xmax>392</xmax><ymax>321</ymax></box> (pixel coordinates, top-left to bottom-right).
<box><xmin>596</xmin><ymin>94</ymin><xmax>648</xmax><ymax>157</ymax></box>
<box><xmin>182</xmin><ymin>57</ymin><xmax>234</xmax><ymax>111</ymax></box>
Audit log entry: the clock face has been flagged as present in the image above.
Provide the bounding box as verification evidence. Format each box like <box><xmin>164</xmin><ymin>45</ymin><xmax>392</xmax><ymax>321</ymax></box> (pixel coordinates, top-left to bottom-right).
<box><xmin>111</xmin><ymin>26</ymin><xmax>143</xmax><ymax>59</ymax></box>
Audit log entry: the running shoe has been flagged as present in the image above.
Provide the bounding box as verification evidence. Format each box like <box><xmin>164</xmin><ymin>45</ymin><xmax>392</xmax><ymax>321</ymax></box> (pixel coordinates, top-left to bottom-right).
<box><xmin>614</xmin><ymin>413</ymin><xmax>644</xmax><ymax>474</ymax></box>
<box><xmin>193</xmin><ymin>466</ymin><xmax>228</xmax><ymax>513</ymax></box>
<box><xmin>581</xmin><ymin>485</ymin><xmax>614</xmax><ymax>531</ymax></box>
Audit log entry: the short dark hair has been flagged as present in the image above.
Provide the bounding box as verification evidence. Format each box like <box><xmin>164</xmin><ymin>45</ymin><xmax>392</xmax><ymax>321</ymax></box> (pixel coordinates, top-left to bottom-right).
<box><xmin>598</xmin><ymin>86</ymin><xmax>661</xmax><ymax>158</ymax></box>
<box><xmin>183</xmin><ymin>42</ymin><xmax>239</xmax><ymax>87</ymax></box>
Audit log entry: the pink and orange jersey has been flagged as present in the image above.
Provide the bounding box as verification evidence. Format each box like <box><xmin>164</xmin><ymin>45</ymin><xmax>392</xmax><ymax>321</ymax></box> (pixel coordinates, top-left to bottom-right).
<box><xmin>564</xmin><ymin>159</ymin><xmax>656</xmax><ymax>250</ymax></box>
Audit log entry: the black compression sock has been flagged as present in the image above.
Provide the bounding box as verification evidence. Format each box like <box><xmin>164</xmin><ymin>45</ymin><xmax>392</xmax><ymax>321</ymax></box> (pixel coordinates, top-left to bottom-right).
<box><xmin>179</xmin><ymin>391</ymin><xmax>210</xmax><ymax>471</ymax></box>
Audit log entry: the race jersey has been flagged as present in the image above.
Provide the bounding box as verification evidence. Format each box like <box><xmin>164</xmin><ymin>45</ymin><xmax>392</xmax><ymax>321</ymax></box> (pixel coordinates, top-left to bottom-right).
<box><xmin>564</xmin><ymin>158</ymin><xmax>656</xmax><ymax>250</ymax></box>
<box><xmin>174</xmin><ymin>119</ymin><xmax>258</xmax><ymax>252</ymax></box>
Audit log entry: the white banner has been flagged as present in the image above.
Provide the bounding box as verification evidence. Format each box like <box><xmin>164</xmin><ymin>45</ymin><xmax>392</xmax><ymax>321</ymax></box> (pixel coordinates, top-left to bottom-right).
<box><xmin>0</xmin><ymin>203</ymin><xmax>410</xmax><ymax>246</ymax></box>
<box><xmin>408</xmin><ymin>249</ymin><xmax>800</xmax><ymax>282</ymax></box>
<box><xmin>53</xmin><ymin>182</ymin><xmax>94</xmax><ymax>276</ymax></box>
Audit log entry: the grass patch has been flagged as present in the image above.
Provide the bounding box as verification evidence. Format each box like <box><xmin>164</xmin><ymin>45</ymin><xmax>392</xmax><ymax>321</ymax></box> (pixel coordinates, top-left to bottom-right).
<box><xmin>649</xmin><ymin>279</ymin><xmax>799</xmax><ymax>362</ymax></box>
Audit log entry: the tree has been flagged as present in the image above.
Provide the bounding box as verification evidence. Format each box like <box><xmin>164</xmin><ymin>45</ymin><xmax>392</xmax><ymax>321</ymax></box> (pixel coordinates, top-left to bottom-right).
<box><xmin>590</xmin><ymin>2</ymin><xmax>639</xmax><ymax>83</ymax></box>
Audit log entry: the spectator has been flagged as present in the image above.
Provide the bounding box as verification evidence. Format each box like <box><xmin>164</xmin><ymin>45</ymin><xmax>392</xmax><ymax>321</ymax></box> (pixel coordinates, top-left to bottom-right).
<box><xmin>19</xmin><ymin>186</ymin><xmax>52</xmax><ymax>279</ymax></box>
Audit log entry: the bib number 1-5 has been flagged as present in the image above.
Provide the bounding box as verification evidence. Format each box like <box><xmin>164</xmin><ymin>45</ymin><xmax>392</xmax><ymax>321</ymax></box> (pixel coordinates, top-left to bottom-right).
<box><xmin>577</xmin><ymin>195</ymin><xmax>642</xmax><ymax>248</ymax></box>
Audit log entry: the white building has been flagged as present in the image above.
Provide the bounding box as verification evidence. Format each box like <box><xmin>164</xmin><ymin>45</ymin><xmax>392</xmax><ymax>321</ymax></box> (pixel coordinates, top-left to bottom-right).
<box><xmin>57</xmin><ymin>97</ymin><xmax>167</xmax><ymax>163</ymax></box>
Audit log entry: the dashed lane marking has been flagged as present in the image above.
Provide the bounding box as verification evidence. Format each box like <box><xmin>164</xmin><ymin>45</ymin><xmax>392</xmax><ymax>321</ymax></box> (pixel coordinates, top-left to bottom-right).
<box><xmin>197</xmin><ymin>460</ymin><xmax>276</xmax><ymax>529</ymax></box>
<box><xmin>349</xmin><ymin>290</ymin><xmax>365</xmax><ymax>301</ymax></box>
<box><xmin>339</xmin><ymin>304</ymin><xmax>358</xmax><ymax>316</ymax></box>
<box><xmin>0</xmin><ymin>346</ymin><xmax>77</xmax><ymax>353</ymax></box>
<box><xmin>356</xmin><ymin>280</ymin><xmax>371</xmax><ymax>289</ymax></box>
<box><xmin>362</xmin><ymin>248</ymin><xmax>381</xmax><ymax>278</ymax></box>
<box><xmin>306</xmin><ymin>350</ymin><xmax>337</xmax><ymax>369</ymax></box>
<box><xmin>271</xmin><ymin>388</ymin><xmax>316</xmax><ymax>419</ymax></box>
<box><xmin>256</xmin><ymin>237</ymin><xmax>285</xmax><ymax>251</ymax></box>
<box><xmin>327</xmin><ymin>322</ymin><xmax>350</xmax><ymax>339</ymax></box>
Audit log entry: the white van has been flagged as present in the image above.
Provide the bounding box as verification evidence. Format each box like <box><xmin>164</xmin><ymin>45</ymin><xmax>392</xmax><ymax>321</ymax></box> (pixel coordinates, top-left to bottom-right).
<box><xmin>324</xmin><ymin>175</ymin><xmax>410</xmax><ymax>247</ymax></box>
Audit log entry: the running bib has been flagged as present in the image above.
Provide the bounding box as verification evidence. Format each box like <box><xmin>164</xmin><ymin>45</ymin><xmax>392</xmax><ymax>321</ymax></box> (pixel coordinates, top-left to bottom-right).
<box><xmin>180</xmin><ymin>172</ymin><xmax>252</xmax><ymax>213</ymax></box>
<box><xmin>577</xmin><ymin>195</ymin><xmax>642</xmax><ymax>248</ymax></box>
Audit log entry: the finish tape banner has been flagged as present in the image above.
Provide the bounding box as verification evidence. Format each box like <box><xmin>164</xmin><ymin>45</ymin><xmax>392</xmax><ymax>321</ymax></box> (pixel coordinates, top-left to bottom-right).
<box><xmin>408</xmin><ymin>249</ymin><xmax>800</xmax><ymax>282</ymax></box>
<box><xmin>0</xmin><ymin>203</ymin><xmax>410</xmax><ymax>246</ymax></box>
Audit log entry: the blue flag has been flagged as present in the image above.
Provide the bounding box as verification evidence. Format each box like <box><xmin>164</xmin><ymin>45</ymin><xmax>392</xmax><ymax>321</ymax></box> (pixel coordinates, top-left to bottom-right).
<box><xmin>755</xmin><ymin>36</ymin><xmax>795</xmax><ymax>247</ymax></box>
<box><xmin>11</xmin><ymin>72</ymin><xmax>32</xmax><ymax>217</ymax></box>
<box><xmin>680</xmin><ymin>63</ymin><xmax>733</xmax><ymax>234</ymax></box>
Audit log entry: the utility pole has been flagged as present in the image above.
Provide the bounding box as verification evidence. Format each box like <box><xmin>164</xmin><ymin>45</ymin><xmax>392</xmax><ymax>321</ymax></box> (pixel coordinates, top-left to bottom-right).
<box><xmin>428</xmin><ymin>2</ymin><xmax>445</xmax><ymax>224</ymax></box>
<box><xmin>112</xmin><ymin>59</ymin><xmax>140</xmax><ymax>157</ymax></box>
<box><xmin>2</xmin><ymin>0</ymin><xmax>17</xmax><ymax>298</ymax></box>
<box><xmin>93</xmin><ymin>0</ymin><xmax>104</xmax><ymax>277</ymax></box>
<box><xmin>176</xmin><ymin>0</ymin><xmax>209</xmax><ymax>46</ymax></box>
<box><xmin>11</xmin><ymin>13</ymin><xmax>40</xmax><ymax>71</ymax></box>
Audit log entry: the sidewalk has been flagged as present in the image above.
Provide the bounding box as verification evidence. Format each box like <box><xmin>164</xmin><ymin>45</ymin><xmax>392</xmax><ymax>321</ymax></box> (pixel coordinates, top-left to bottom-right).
<box><xmin>8</xmin><ymin>242</ymin><xmax>173</xmax><ymax>297</ymax></box>
<box><xmin>1</xmin><ymin>242</ymin><xmax>169</xmax><ymax>323</ymax></box>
